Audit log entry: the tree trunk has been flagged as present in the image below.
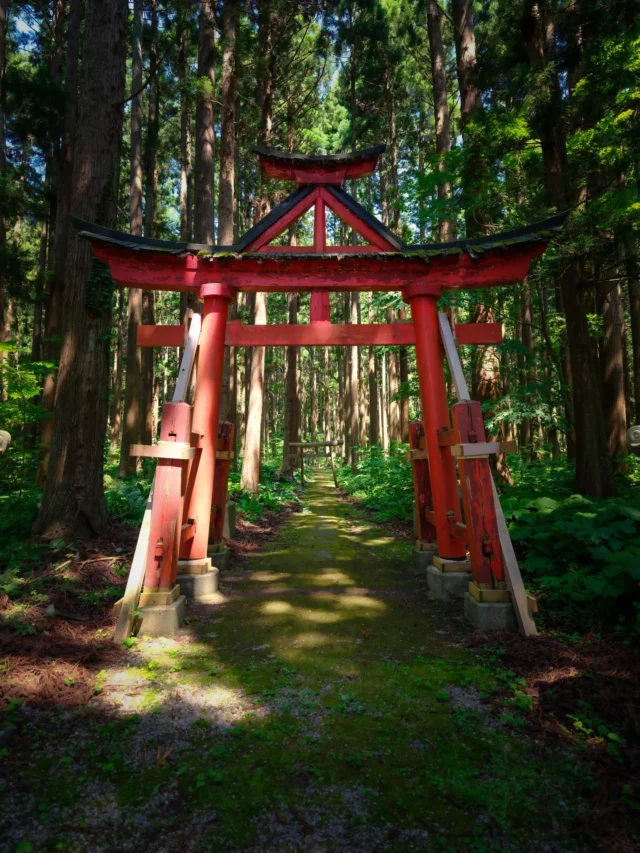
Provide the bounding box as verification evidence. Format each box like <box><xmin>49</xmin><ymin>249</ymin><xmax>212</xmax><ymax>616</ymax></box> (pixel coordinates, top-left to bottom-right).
<box><xmin>387</xmin><ymin>310</ymin><xmax>401</xmax><ymax>442</ymax></box>
<box><xmin>519</xmin><ymin>282</ymin><xmax>534</xmax><ymax>453</ymax></box>
<box><xmin>241</xmin><ymin>292</ymin><xmax>266</xmax><ymax>493</ymax></box>
<box><xmin>281</xmin><ymin>293</ymin><xmax>299</xmax><ymax>478</ymax></box>
<box><xmin>451</xmin><ymin>0</ymin><xmax>486</xmax><ymax>237</ymax></box>
<box><xmin>33</xmin><ymin>0</ymin><xmax>128</xmax><ymax>539</ymax></box>
<box><xmin>194</xmin><ymin>0</ymin><xmax>216</xmax><ymax>245</ymax></box>
<box><xmin>525</xmin><ymin>1</ymin><xmax>615</xmax><ymax>497</ymax></box>
<box><xmin>380</xmin><ymin>352</ymin><xmax>389</xmax><ymax>450</ymax></box>
<box><xmin>119</xmin><ymin>0</ymin><xmax>145</xmax><ymax>476</ymax></box>
<box><xmin>0</xmin><ymin>0</ymin><xmax>6</xmax><ymax>399</ymax></box>
<box><xmin>179</xmin><ymin>11</ymin><xmax>192</xmax><ymax>243</ymax></box>
<box><xmin>37</xmin><ymin>0</ymin><xmax>82</xmax><ymax>483</ymax></box>
<box><xmin>349</xmin><ymin>293</ymin><xmax>359</xmax><ymax>469</ymax></box>
<box><xmin>142</xmin><ymin>0</ymin><xmax>158</xmax><ymax>444</ymax></box>
<box><xmin>427</xmin><ymin>1</ymin><xmax>455</xmax><ymax>242</ymax></box>
<box><xmin>110</xmin><ymin>287</ymin><xmax>124</xmax><ymax>449</ymax></box>
<box><xmin>368</xmin><ymin>295</ymin><xmax>378</xmax><ymax>445</ymax></box>
<box><xmin>218</xmin><ymin>0</ymin><xmax>236</xmax><ymax>246</ymax></box>
<box><xmin>623</xmin><ymin>229</ymin><xmax>640</xmax><ymax>421</ymax></box>
<box><xmin>599</xmin><ymin>282</ymin><xmax>627</xmax><ymax>462</ymax></box>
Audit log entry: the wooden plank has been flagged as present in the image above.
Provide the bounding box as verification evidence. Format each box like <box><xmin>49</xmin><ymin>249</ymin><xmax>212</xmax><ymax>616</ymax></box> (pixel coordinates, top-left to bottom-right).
<box><xmin>438</xmin><ymin>313</ymin><xmax>470</xmax><ymax>401</ymax></box>
<box><xmin>455</xmin><ymin>323</ymin><xmax>504</xmax><ymax>346</ymax></box>
<box><xmin>491</xmin><ymin>478</ymin><xmax>538</xmax><ymax>637</ymax></box>
<box><xmin>130</xmin><ymin>442</ymin><xmax>195</xmax><ymax>460</ymax></box>
<box><xmin>173</xmin><ymin>312</ymin><xmax>201</xmax><ymax>403</ymax></box>
<box><xmin>289</xmin><ymin>441</ymin><xmax>342</xmax><ymax>448</ymax></box>
<box><xmin>450</xmin><ymin>441</ymin><xmax>501</xmax><ymax>458</ymax></box>
<box><xmin>113</xmin><ymin>478</ymin><xmax>155</xmax><ymax>644</ymax></box>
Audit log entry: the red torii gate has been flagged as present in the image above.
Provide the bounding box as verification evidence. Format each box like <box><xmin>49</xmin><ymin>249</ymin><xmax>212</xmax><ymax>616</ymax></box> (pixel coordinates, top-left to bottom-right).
<box><xmin>74</xmin><ymin>144</ymin><xmax>567</xmax><ymax>639</ymax></box>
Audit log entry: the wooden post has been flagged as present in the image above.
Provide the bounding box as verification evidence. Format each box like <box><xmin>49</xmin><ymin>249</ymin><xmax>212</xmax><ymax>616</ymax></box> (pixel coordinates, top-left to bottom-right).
<box><xmin>408</xmin><ymin>421</ymin><xmax>437</xmax><ymax>546</ymax></box>
<box><xmin>180</xmin><ymin>284</ymin><xmax>233</xmax><ymax>561</ymax></box>
<box><xmin>405</xmin><ymin>286</ymin><xmax>466</xmax><ymax>560</ymax></box>
<box><xmin>143</xmin><ymin>402</ymin><xmax>192</xmax><ymax>590</ymax></box>
<box><xmin>450</xmin><ymin>401</ymin><xmax>504</xmax><ymax>586</ymax></box>
<box><xmin>209</xmin><ymin>421</ymin><xmax>234</xmax><ymax>549</ymax></box>
<box><xmin>329</xmin><ymin>444</ymin><xmax>337</xmax><ymax>487</ymax></box>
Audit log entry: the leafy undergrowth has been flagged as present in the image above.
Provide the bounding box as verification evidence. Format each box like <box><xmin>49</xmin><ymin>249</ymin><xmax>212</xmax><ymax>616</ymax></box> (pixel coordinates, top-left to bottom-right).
<box><xmin>0</xmin><ymin>473</ymin><xmax>607</xmax><ymax>852</ymax></box>
<box><xmin>336</xmin><ymin>444</ymin><xmax>413</xmax><ymax>523</ymax></box>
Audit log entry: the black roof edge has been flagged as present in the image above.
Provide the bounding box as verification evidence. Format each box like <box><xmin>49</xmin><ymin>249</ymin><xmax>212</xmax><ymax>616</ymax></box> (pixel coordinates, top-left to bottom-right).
<box><xmin>71</xmin><ymin>216</ymin><xmax>239</xmax><ymax>254</ymax></box>
<box><xmin>324</xmin><ymin>185</ymin><xmax>406</xmax><ymax>251</ymax></box>
<box><xmin>232</xmin><ymin>185</ymin><xmax>315</xmax><ymax>251</ymax></box>
<box><xmin>411</xmin><ymin>210</ymin><xmax>572</xmax><ymax>252</ymax></box>
<box><xmin>251</xmin><ymin>144</ymin><xmax>386</xmax><ymax>165</ymax></box>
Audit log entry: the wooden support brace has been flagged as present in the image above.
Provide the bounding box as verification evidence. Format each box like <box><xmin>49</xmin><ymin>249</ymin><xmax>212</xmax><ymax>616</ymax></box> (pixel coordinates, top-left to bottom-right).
<box><xmin>131</xmin><ymin>441</ymin><xmax>195</xmax><ymax>460</ymax></box>
<box><xmin>209</xmin><ymin>422</ymin><xmax>235</xmax><ymax>548</ymax></box>
<box><xmin>408</xmin><ymin>421</ymin><xmax>437</xmax><ymax>545</ymax></box>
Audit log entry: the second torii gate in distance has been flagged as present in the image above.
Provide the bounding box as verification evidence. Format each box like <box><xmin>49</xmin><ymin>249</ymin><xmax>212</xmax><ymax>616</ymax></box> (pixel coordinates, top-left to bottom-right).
<box><xmin>76</xmin><ymin>144</ymin><xmax>567</xmax><ymax>638</ymax></box>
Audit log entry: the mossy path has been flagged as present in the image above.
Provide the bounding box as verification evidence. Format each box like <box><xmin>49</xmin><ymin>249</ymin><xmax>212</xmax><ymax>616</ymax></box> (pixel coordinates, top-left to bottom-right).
<box><xmin>2</xmin><ymin>472</ymin><xmax>592</xmax><ymax>852</ymax></box>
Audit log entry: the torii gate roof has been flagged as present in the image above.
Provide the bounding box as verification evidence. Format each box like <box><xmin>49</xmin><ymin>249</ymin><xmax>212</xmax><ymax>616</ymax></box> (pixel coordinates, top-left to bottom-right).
<box><xmin>74</xmin><ymin>145</ymin><xmax>569</xmax><ymax>295</ymax></box>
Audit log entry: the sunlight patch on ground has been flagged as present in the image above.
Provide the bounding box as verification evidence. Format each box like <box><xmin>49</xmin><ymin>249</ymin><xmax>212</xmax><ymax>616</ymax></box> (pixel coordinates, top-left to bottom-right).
<box><xmin>261</xmin><ymin>600</ymin><xmax>294</xmax><ymax>614</ymax></box>
<box><xmin>337</xmin><ymin>594</ymin><xmax>386</xmax><ymax>610</ymax></box>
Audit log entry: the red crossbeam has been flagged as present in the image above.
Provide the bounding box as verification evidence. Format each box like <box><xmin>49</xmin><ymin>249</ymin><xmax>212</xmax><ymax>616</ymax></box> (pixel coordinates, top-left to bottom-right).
<box><xmin>137</xmin><ymin>322</ymin><xmax>503</xmax><ymax>349</ymax></box>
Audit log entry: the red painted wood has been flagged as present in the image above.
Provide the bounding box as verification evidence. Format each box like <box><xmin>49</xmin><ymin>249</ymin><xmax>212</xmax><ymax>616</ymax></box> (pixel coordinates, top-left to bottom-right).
<box><xmin>409</xmin><ymin>293</ymin><xmax>466</xmax><ymax>560</ymax></box>
<box><xmin>409</xmin><ymin>421</ymin><xmax>437</xmax><ymax>544</ymax></box>
<box><xmin>318</xmin><ymin>186</ymin><xmax>398</xmax><ymax>251</ymax></box>
<box><xmin>451</xmin><ymin>401</ymin><xmax>504</xmax><ymax>585</ymax></box>
<box><xmin>90</xmin><ymin>240</ymin><xmax>546</xmax><ymax>295</ymax></box>
<box><xmin>246</xmin><ymin>187</ymin><xmax>320</xmax><ymax>252</ymax></box>
<box><xmin>225</xmin><ymin>322</ymin><xmax>416</xmax><ymax>347</ymax></box>
<box><xmin>257</xmin><ymin>153</ymin><xmax>380</xmax><ymax>185</ymax></box>
<box><xmin>310</xmin><ymin>291</ymin><xmax>331</xmax><ymax>324</ymax></box>
<box><xmin>180</xmin><ymin>292</ymin><xmax>231</xmax><ymax>561</ymax></box>
<box><xmin>455</xmin><ymin>323</ymin><xmax>504</xmax><ymax>345</ymax></box>
<box><xmin>314</xmin><ymin>198</ymin><xmax>326</xmax><ymax>252</ymax></box>
<box><xmin>209</xmin><ymin>422</ymin><xmax>234</xmax><ymax>547</ymax></box>
<box><xmin>138</xmin><ymin>325</ymin><xmax>184</xmax><ymax>347</ymax></box>
<box><xmin>143</xmin><ymin>402</ymin><xmax>192</xmax><ymax>591</ymax></box>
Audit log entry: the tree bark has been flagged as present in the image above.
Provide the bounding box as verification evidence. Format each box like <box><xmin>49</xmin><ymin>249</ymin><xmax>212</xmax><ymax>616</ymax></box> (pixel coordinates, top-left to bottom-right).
<box><xmin>33</xmin><ymin>0</ymin><xmax>128</xmax><ymax>539</ymax></box>
<box><xmin>194</xmin><ymin>0</ymin><xmax>216</xmax><ymax>245</ymax></box>
<box><xmin>599</xmin><ymin>282</ymin><xmax>627</xmax><ymax>461</ymax></box>
<box><xmin>427</xmin><ymin>1</ymin><xmax>455</xmax><ymax>242</ymax></box>
<box><xmin>37</xmin><ymin>0</ymin><xmax>82</xmax><ymax>483</ymax></box>
<box><xmin>519</xmin><ymin>282</ymin><xmax>534</xmax><ymax>452</ymax></box>
<box><xmin>349</xmin><ymin>293</ymin><xmax>359</xmax><ymax>470</ymax></box>
<box><xmin>110</xmin><ymin>287</ymin><xmax>124</xmax><ymax>449</ymax></box>
<box><xmin>119</xmin><ymin>0</ymin><xmax>145</xmax><ymax>476</ymax></box>
<box><xmin>368</xmin><ymin>295</ymin><xmax>378</xmax><ymax>444</ymax></box>
<box><xmin>0</xmin><ymin>0</ymin><xmax>6</xmax><ymax>399</ymax></box>
<box><xmin>218</xmin><ymin>0</ymin><xmax>236</xmax><ymax>246</ymax></box>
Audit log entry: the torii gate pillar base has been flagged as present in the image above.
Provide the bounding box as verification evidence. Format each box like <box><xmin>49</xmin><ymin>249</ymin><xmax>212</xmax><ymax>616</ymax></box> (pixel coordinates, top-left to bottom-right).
<box><xmin>464</xmin><ymin>593</ymin><xmax>518</xmax><ymax>633</ymax></box>
<box><xmin>427</xmin><ymin>565</ymin><xmax>472</xmax><ymax>602</ymax></box>
<box><xmin>114</xmin><ymin>589</ymin><xmax>187</xmax><ymax>637</ymax></box>
<box><xmin>177</xmin><ymin>556</ymin><xmax>220</xmax><ymax>601</ymax></box>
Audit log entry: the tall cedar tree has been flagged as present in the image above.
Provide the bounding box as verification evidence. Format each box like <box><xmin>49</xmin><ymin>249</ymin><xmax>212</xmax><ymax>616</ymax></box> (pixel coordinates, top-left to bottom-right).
<box><xmin>33</xmin><ymin>0</ymin><xmax>128</xmax><ymax>538</ymax></box>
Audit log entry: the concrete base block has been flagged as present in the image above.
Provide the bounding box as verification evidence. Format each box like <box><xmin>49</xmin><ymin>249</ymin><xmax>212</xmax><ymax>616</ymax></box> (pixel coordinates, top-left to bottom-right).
<box><xmin>177</xmin><ymin>557</ymin><xmax>211</xmax><ymax>576</ymax></box>
<box><xmin>223</xmin><ymin>501</ymin><xmax>236</xmax><ymax>539</ymax></box>
<box><xmin>411</xmin><ymin>547</ymin><xmax>435</xmax><ymax>573</ymax></box>
<box><xmin>137</xmin><ymin>595</ymin><xmax>187</xmax><ymax>637</ymax></box>
<box><xmin>176</xmin><ymin>568</ymin><xmax>219</xmax><ymax>600</ymax></box>
<box><xmin>427</xmin><ymin>565</ymin><xmax>472</xmax><ymax>601</ymax></box>
<box><xmin>207</xmin><ymin>547</ymin><xmax>230</xmax><ymax>571</ymax></box>
<box><xmin>464</xmin><ymin>592</ymin><xmax>518</xmax><ymax>632</ymax></box>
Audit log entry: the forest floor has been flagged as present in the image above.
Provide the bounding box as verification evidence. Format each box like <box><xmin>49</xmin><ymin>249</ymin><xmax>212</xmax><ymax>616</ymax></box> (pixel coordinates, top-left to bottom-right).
<box><xmin>0</xmin><ymin>470</ymin><xmax>634</xmax><ymax>852</ymax></box>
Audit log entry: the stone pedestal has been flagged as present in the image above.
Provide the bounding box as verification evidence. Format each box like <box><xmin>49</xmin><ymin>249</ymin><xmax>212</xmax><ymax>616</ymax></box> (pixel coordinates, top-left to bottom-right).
<box><xmin>223</xmin><ymin>501</ymin><xmax>236</xmax><ymax>539</ymax></box>
<box><xmin>177</xmin><ymin>556</ymin><xmax>219</xmax><ymax>601</ymax></box>
<box><xmin>464</xmin><ymin>592</ymin><xmax>517</xmax><ymax>632</ymax></box>
<box><xmin>411</xmin><ymin>541</ymin><xmax>437</xmax><ymax>574</ymax></box>
<box><xmin>207</xmin><ymin>547</ymin><xmax>230</xmax><ymax>571</ymax></box>
<box><xmin>426</xmin><ymin>565</ymin><xmax>472</xmax><ymax>601</ymax></box>
<box><xmin>114</xmin><ymin>584</ymin><xmax>186</xmax><ymax>637</ymax></box>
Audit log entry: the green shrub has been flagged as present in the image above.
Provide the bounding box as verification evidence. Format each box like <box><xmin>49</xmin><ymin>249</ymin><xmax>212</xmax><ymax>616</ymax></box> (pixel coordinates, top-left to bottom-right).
<box><xmin>503</xmin><ymin>493</ymin><xmax>640</xmax><ymax>630</ymax></box>
<box><xmin>336</xmin><ymin>445</ymin><xmax>413</xmax><ymax>523</ymax></box>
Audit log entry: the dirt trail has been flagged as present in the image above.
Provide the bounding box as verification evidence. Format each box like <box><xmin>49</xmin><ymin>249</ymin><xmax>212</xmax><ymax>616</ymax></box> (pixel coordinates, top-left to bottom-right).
<box><xmin>0</xmin><ymin>472</ymin><xmax>591</xmax><ymax>852</ymax></box>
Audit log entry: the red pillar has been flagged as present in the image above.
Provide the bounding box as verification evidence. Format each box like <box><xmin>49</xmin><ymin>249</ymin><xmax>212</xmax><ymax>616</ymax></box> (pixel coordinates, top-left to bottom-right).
<box><xmin>405</xmin><ymin>284</ymin><xmax>466</xmax><ymax>560</ymax></box>
<box><xmin>180</xmin><ymin>284</ymin><xmax>233</xmax><ymax>562</ymax></box>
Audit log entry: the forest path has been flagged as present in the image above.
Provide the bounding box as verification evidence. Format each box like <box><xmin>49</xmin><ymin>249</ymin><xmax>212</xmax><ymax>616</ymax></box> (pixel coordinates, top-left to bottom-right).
<box><xmin>3</xmin><ymin>471</ymin><xmax>589</xmax><ymax>853</ymax></box>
